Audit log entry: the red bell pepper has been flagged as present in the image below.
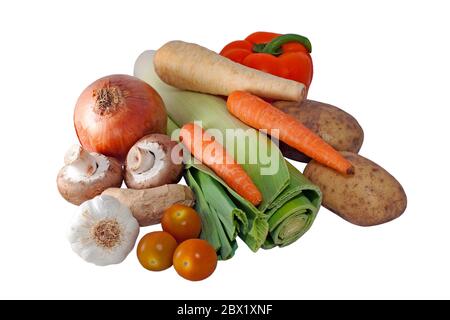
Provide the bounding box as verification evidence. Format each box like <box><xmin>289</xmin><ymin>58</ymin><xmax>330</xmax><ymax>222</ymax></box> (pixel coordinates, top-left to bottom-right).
<box><xmin>220</xmin><ymin>32</ymin><xmax>313</xmax><ymax>90</ymax></box>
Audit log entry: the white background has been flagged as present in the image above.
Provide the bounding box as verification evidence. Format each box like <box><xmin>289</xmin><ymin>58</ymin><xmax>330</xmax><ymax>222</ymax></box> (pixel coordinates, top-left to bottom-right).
<box><xmin>0</xmin><ymin>0</ymin><xmax>448</xmax><ymax>300</ymax></box>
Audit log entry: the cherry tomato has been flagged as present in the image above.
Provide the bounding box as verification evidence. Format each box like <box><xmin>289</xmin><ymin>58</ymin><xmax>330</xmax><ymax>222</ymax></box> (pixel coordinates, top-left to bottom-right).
<box><xmin>161</xmin><ymin>204</ymin><xmax>202</xmax><ymax>243</ymax></box>
<box><xmin>173</xmin><ymin>239</ymin><xmax>217</xmax><ymax>281</ymax></box>
<box><xmin>136</xmin><ymin>231</ymin><xmax>177</xmax><ymax>271</ymax></box>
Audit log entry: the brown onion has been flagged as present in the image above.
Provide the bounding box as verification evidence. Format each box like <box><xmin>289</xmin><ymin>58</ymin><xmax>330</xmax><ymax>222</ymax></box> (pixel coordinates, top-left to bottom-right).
<box><xmin>74</xmin><ymin>74</ymin><xmax>167</xmax><ymax>161</ymax></box>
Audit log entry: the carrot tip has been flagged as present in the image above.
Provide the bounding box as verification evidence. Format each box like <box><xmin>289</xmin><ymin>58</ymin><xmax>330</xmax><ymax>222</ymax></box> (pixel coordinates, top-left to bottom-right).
<box><xmin>252</xmin><ymin>198</ymin><xmax>262</xmax><ymax>207</ymax></box>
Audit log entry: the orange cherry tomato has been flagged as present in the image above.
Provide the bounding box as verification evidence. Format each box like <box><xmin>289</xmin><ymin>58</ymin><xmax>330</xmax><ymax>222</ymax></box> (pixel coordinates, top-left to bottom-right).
<box><xmin>136</xmin><ymin>231</ymin><xmax>177</xmax><ymax>271</ymax></box>
<box><xmin>173</xmin><ymin>239</ymin><xmax>217</xmax><ymax>281</ymax></box>
<box><xmin>161</xmin><ymin>204</ymin><xmax>202</xmax><ymax>243</ymax></box>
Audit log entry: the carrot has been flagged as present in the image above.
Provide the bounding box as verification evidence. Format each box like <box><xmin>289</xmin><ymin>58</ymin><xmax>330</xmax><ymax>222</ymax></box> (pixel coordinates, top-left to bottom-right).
<box><xmin>227</xmin><ymin>91</ymin><xmax>355</xmax><ymax>175</ymax></box>
<box><xmin>154</xmin><ymin>41</ymin><xmax>305</xmax><ymax>102</ymax></box>
<box><xmin>179</xmin><ymin>123</ymin><xmax>262</xmax><ymax>206</ymax></box>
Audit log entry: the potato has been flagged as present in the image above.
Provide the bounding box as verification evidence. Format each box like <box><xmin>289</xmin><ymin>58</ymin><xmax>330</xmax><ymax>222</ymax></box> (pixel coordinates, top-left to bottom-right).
<box><xmin>273</xmin><ymin>100</ymin><xmax>364</xmax><ymax>162</ymax></box>
<box><xmin>303</xmin><ymin>152</ymin><xmax>407</xmax><ymax>226</ymax></box>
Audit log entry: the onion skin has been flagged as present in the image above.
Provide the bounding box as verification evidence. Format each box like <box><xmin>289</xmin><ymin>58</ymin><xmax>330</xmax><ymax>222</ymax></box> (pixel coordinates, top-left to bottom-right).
<box><xmin>74</xmin><ymin>75</ymin><xmax>167</xmax><ymax>161</ymax></box>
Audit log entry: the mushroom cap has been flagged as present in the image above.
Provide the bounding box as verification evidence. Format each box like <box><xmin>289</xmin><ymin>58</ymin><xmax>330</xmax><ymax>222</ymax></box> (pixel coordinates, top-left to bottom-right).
<box><xmin>124</xmin><ymin>134</ymin><xmax>183</xmax><ymax>189</ymax></box>
<box><xmin>57</xmin><ymin>155</ymin><xmax>123</xmax><ymax>205</ymax></box>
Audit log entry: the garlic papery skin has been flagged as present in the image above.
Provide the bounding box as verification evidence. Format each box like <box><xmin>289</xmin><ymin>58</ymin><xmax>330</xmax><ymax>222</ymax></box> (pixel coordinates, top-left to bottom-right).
<box><xmin>67</xmin><ymin>195</ymin><xmax>139</xmax><ymax>266</ymax></box>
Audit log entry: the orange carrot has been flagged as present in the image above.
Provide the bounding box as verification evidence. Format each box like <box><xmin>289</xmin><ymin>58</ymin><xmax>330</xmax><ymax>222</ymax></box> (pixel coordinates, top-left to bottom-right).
<box><xmin>179</xmin><ymin>123</ymin><xmax>262</xmax><ymax>206</ymax></box>
<box><xmin>227</xmin><ymin>91</ymin><xmax>354</xmax><ymax>175</ymax></box>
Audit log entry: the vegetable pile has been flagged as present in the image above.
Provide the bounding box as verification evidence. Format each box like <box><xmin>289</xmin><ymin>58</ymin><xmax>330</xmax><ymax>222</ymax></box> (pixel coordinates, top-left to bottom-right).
<box><xmin>58</xmin><ymin>31</ymin><xmax>407</xmax><ymax>281</ymax></box>
<box><xmin>135</xmin><ymin>55</ymin><xmax>322</xmax><ymax>257</ymax></box>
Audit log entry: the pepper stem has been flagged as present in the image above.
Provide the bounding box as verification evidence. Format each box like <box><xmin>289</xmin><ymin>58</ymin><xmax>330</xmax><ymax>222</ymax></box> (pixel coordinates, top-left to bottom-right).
<box><xmin>261</xmin><ymin>34</ymin><xmax>312</xmax><ymax>55</ymax></box>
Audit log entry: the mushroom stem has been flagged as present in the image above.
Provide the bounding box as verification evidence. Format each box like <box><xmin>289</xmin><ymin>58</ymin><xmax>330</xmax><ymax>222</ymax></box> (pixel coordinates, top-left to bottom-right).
<box><xmin>64</xmin><ymin>145</ymin><xmax>98</xmax><ymax>177</ymax></box>
<box><xmin>127</xmin><ymin>146</ymin><xmax>155</xmax><ymax>174</ymax></box>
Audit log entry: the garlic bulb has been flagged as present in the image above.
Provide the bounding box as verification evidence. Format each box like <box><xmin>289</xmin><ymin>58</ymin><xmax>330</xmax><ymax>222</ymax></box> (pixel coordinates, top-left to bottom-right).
<box><xmin>67</xmin><ymin>195</ymin><xmax>139</xmax><ymax>266</ymax></box>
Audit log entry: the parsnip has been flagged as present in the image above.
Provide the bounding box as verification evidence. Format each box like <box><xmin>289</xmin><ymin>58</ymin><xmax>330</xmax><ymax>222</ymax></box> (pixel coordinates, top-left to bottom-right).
<box><xmin>102</xmin><ymin>184</ymin><xmax>195</xmax><ymax>226</ymax></box>
<box><xmin>154</xmin><ymin>40</ymin><xmax>306</xmax><ymax>102</ymax></box>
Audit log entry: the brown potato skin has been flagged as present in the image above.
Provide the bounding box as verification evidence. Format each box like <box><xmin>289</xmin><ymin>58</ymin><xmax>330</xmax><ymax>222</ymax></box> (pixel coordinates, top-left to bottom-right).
<box><xmin>303</xmin><ymin>152</ymin><xmax>407</xmax><ymax>226</ymax></box>
<box><xmin>273</xmin><ymin>100</ymin><xmax>364</xmax><ymax>162</ymax></box>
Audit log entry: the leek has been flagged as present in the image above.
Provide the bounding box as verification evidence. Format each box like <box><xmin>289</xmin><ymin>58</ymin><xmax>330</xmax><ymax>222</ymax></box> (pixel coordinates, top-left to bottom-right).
<box><xmin>135</xmin><ymin>50</ymin><xmax>322</xmax><ymax>257</ymax></box>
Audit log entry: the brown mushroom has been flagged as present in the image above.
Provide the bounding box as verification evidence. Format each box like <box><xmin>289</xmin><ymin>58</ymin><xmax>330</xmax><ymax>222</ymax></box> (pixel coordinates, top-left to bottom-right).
<box><xmin>124</xmin><ymin>134</ymin><xmax>183</xmax><ymax>189</ymax></box>
<box><xmin>57</xmin><ymin>145</ymin><xmax>123</xmax><ymax>205</ymax></box>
